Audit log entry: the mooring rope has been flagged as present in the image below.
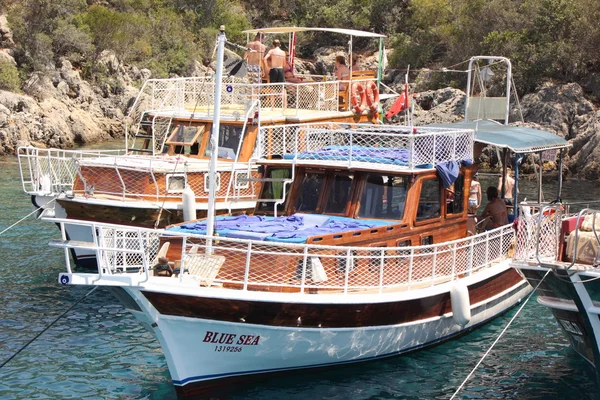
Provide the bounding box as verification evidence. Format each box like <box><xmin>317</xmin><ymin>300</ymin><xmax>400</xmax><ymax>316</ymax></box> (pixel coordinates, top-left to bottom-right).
<box><xmin>450</xmin><ymin>269</ymin><xmax>551</xmax><ymax>399</ymax></box>
<box><xmin>0</xmin><ymin>286</ymin><xmax>98</xmax><ymax>370</ymax></box>
<box><xmin>0</xmin><ymin>198</ymin><xmax>56</xmax><ymax>236</ymax></box>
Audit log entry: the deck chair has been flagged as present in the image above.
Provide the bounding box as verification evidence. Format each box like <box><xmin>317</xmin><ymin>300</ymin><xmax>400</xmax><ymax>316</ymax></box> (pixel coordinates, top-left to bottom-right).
<box><xmin>149</xmin><ymin>242</ymin><xmax>171</xmax><ymax>276</ymax></box>
<box><xmin>182</xmin><ymin>249</ymin><xmax>226</xmax><ymax>287</ymax></box>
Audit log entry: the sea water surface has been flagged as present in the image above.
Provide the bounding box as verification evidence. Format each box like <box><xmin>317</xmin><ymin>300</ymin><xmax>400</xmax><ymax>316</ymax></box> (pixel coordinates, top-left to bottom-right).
<box><xmin>0</xmin><ymin>152</ymin><xmax>599</xmax><ymax>399</ymax></box>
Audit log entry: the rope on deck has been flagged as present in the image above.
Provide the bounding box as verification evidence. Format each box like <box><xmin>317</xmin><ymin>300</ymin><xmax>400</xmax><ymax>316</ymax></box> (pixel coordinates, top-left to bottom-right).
<box><xmin>0</xmin><ymin>286</ymin><xmax>98</xmax><ymax>370</ymax></box>
<box><xmin>0</xmin><ymin>197</ymin><xmax>56</xmax><ymax>236</ymax></box>
<box><xmin>450</xmin><ymin>269</ymin><xmax>551</xmax><ymax>399</ymax></box>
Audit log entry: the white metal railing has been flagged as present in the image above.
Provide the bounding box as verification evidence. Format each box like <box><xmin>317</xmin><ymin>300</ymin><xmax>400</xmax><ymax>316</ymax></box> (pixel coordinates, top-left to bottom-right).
<box><xmin>52</xmin><ymin>218</ymin><xmax>514</xmax><ymax>294</ymax></box>
<box><xmin>18</xmin><ymin>147</ymin><xmax>126</xmax><ymax>195</ymax></box>
<box><xmin>513</xmin><ymin>203</ymin><xmax>563</xmax><ymax>264</ymax></box>
<box><xmin>18</xmin><ymin>146</ymin><xmax>257</xmax><ymax>203</ymax></box>
<box><xmin>255</xmin><ymin>123</ymin><xmax>474</xmax><ymax>170</ymax></box>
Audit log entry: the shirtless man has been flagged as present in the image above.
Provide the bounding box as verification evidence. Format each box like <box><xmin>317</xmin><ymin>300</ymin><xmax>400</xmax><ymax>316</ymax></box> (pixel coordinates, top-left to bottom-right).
<box><xmin>478</xmin><ymin>186</ymin><xmax>508</xmax><ymax>230</ymax></box>
<box><xmin>334</xmin><ymin>55</ymin><xmax>350</xmax><ymax>91</ymax></box>
<box><xmin>498</xmin><ymin>167</ymin><xmax>518</xmax><ymax>204</ymax></box>
<box><xmin>244</xmin><ymin>32</ymin><xmax>266</xmax><ymax>83</ymax></box>
<box><xmin>264</xmin><ymin>39</ymin><xmax>286</xmax><ymax>83</ymax></box>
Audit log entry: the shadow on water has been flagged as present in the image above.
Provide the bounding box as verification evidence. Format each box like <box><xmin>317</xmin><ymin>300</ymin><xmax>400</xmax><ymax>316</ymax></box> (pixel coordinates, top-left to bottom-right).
<box><xmin>0</xmin><ymin>156</ymin><xmax>598</xmax><ymax>399</ymax></box>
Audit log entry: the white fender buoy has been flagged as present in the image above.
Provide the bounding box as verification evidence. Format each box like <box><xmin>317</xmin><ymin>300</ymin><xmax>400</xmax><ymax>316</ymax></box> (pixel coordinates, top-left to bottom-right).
<box><xmin>450</xmin><ymin>282</ymin><xmax>471</xmax><ymax>327</ymax></box>
<box><xmin>40</xmin><ymin>174</ymin><xmax>51</xmax><ymax>193</ymax></box>
<box><xmin>182</xmin><ymin>186</ymin><xmax>196</xmax><ymax>222</ymax></box>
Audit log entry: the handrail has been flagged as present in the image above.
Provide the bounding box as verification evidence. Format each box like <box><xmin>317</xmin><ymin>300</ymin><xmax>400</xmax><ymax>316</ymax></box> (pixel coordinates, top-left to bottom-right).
<box><xmin>49</xmin><ymin>217</ymin><xmax>514</xmax><ymax>294</ymax></box>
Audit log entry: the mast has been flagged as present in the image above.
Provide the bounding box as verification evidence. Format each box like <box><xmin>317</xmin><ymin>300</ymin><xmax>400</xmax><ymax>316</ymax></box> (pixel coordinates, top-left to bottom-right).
<box><xmin>206</xmin><ymin>26</ymin><xmax>226</xmax><ymax>248</ymax></box>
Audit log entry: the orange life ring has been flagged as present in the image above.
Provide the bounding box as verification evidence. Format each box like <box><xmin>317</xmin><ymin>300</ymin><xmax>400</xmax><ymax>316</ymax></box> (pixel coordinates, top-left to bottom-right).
<box><xmin>365</xmin><ymin>81</ymin><xmax>380</xmax><ymax>112</ymax></box>
<box><xmin>350</xmin><ymin>82</ymin><xmax>367</xmax><ymax>114</ymax></box>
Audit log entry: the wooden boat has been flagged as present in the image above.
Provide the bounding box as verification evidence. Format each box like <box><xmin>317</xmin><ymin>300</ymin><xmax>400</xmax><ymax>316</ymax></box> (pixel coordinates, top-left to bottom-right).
<box><xmin>17</xmin><ymin>27</ymin><xmax>385</xmax><ymax>267</ymax></box>
<box><xmin>50</xmin><ymin>120</ymin><xmax>533</xmax><ymax>397</ymax></box>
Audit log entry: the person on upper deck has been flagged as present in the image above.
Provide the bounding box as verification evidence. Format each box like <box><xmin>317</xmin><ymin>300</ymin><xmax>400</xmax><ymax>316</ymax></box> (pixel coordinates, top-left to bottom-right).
<box><xmin>478</xmin><ymin>186</ymin><xmax>508</xmax><ymax>230</ymax></box>
<box><xmin>244</xmin><ymin>32</ymin><xmax>266</xmax><ymax>84</ymax></box>
<box><xmin>264</xmin><ymin>39</ymin><xmax>286</xmax><ymax>83</ymax></box>
<box><xmin>334</xmin><ymin>55</ymin><xmax>350</xmax><ymax>91</ymax></box>
<box><xmin>284</xmin><ymin>53</ymin><xmax>303</xmax><ymax>84</ymax></box>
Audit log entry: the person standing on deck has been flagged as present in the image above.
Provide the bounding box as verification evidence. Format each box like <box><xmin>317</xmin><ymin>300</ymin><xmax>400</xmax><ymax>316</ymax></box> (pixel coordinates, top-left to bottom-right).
<box><xmin>244</xmin><ymin>32</ymin><xmax>266</xmax><ymax>83</ymax></box>
<box><xmin>264</xmin><ymin>39</ymin><xmax>286</xmax><ymax>83</ymax></box>
<box><xmin>498</xmin><ymin>166</ymin><xmax>518</xmax><ymax>205</ymax></box>
<box><xmin>264</xmin><ymin>39</ymin><xmax>286</xmax><ymax>108</ymax></box>
<box><xmin>468</xmin><ymin>173</ymin><xmax>482</xmax><ymax>214</ymax></box>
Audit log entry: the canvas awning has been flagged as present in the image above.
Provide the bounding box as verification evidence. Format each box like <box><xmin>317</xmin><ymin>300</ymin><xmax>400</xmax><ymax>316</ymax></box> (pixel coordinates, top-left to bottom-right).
<box><xmin>243</xmin><ymin>27</ymin><xmax>385</xmax><ymax>38</ymax></box>
<box><xmin>427</xmin><ymin>120</ymin><xmax>570</xmax><ymax>154</ymax></box>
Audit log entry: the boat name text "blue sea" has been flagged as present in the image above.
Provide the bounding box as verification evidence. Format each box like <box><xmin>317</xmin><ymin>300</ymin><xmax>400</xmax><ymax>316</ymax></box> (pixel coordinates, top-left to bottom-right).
<box><xmin>203</xmin><ymin>331</ymin><xmax>261</xmax><ymax>346</ymax></box>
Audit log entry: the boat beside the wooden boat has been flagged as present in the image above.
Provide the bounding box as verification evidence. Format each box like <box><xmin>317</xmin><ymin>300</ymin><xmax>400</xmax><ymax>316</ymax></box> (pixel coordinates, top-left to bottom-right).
<box><xmin>18</xmin><ymin>27</ymin><xmax>385</xmax><ymax>267</ymax></box>
<box><xmin>511</xmin><ymin>203</ymin><xmax>600</xmax><ymax>387</ymax></box>
<box><xmin>49</xmin><ymin>122</ymin><xmax>531</xmax><ymax>397</ymax></box>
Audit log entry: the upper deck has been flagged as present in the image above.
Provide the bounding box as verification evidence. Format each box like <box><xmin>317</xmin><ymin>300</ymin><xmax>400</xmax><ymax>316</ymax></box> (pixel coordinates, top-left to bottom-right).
<box><xmin>254</xmin><ymin>122</ymin><xmax>475</xmax><ymax>172</ymax></box>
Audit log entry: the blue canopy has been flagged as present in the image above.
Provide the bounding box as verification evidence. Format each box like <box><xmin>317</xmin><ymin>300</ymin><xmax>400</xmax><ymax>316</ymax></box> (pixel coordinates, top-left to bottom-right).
<box><xmin>427</xmin><ymin>120</ymin><xmax>570</xmax><ymax>154</ymax></box>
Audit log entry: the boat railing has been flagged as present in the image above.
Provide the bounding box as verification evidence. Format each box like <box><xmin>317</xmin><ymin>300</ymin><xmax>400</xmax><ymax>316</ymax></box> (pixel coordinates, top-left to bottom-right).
<box><xmin>125</xmin><ymin>76</ymin><xmax>342</xmax><ymax>127</ymax></box>
<box><xmin>255</xmin><ymin>123</ymin><xmax>474</xmax><ymax>170</ymax></box>
<box><xmin>70</xmin><ymin>155</ymin><xmax>256</xmax><ymax>203</ymax></box>
<box><xmin>17</xmin><ymin>146</ymin><xmax>126</xmax><ymax>196</ymax></box>
<box><xmin>17</xmin><ymin>146</ymin><xmax>257</xmax><ymax>203</ymax></box>
<box><xmin>512</xmin><ymin>203</ymin><xmax>563</xmax><ymax>264</ymax></box>
<box><xmin>51</xmin><ymin>218</ymin><xmax>514</xmax><ymax>294</ymax></box>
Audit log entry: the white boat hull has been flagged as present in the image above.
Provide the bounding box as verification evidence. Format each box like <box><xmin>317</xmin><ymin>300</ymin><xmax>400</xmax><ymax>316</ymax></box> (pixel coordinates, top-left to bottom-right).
<box><xmin>95</xmin><ymin>265</ymin><xmax>530</xmax><ymax>397</ymax></box>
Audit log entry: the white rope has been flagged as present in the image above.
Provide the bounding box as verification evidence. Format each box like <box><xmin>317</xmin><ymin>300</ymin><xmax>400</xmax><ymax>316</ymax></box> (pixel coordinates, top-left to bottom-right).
<box><xmin>0</xmin><ymin>198</ymin><xmax>56</xmax><ymax>236</ymax></box>
<box><xmin>450</xmin><ymin>269</ymin><xmax>551</xmax><ymax>399</ymax></box>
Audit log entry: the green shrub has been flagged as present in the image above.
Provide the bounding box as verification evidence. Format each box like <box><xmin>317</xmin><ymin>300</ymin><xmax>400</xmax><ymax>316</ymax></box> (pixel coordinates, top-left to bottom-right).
<box><xmin>0</xmin><ymin>61</ymin><xmax>21</xmax><ymax>92</ymax></box>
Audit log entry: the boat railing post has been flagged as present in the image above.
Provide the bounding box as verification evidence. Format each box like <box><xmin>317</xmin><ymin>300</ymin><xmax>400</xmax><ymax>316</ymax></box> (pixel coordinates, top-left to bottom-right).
<box><xmin>408</xmin><ymin>248</ymin><xmax>414</xmax><ymax>290</ymax></box>
<box><xmin>138</xmin><ymin>229</ymin><xmax>150</xmax><ymax>283</ymax></box>
<box><xmin>178</xmin><ymin>236</ymin><xmax>188</xmax><ymax>284</ymax></box>
<box><xmin>484</xmin><ymin>230</ymin><xmax>490</xmax><ymax>268</ymax></box>
<box><xmin>150</xmin><ymin>167</ymin><xmax>159</xmax><ymax>204</ymax></box>
<box><xmin>344</xmin><ymin>248</ymin><xmax>351</xmax><ymax>294</ymax></box>
<box><xmin>112</xmin><ymin>157</ymin><xmax>126</xmax><ymax>200</ymax></box>
<box><xmin>378</xmin><ymin>248</ymin><xmax>385</xmax><ymax>294</ymax></box>
<box><xmin>431</xmin><ymin>244</ymin><xmax>437</xmax><ymax>287</ymax></box>
<box><xmin>94</xmin><ymin>223</ymin><xmax>104</xmax><ymax>280</ymax></box>
<box><xmin>348</xmin><ymin>131</ymin><xmax>353</xmax><ymax>169</ymax></box>
<box><xmin>60</xmin><ymin>222</ymin><xmax>72</xmax><ymax>274</ymax></box>
<box><xmin>467</xmin><ymin>236</ymin><xmax>474</xmax><ymax>276</ymax></box>
<box><xmin>300</xmin><ymin>247</ymin><xmax>309</xmax><ymax>294</ymax></box>
<box><xmin>451</xmin><ymin>242</ymin><xmax>457</xmax><ymax>280</ymax></box>
<box><xmin>243</xmin><ymin>242</ymin><xmax>252</xmax><ymax>291</ymax></box>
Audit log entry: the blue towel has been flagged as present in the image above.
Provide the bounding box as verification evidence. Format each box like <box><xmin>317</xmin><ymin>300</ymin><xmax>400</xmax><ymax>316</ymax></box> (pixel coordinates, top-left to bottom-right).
<box><xmin>436</xmin><ymin>161</ymin><xmax>460</xmax><ymax>189</ymax></box>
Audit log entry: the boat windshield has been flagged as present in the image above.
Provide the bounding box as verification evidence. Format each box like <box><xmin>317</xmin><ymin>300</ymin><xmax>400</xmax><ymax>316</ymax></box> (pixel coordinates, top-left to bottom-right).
<box><xmin>324</xmin><ymin>174</ymin><xmax>354</xmax><ymax>214</ymax></box>
<box><xmin>359</xmin><ymin>174</ymin><xmax>408</xmax><ymax>220</ymax></box>
<box><xmin>296</xmin><ymin>172</ymin><xmax>325</xmax><ymax>212</ymax></box>
<box><xmin>205</xmin><ymin>124</ymin><xmax>243</xmax><ymax>160</ymax></box>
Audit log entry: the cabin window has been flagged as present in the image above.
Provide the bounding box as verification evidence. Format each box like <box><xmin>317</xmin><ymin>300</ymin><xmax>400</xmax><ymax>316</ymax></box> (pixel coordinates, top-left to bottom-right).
<box><xmin>166</xmin><ymin>174</ymin><xmax>187</xmax><ymax>193</ymax></box>
<box><xmin>205</xmin><ymin>125</ymin><xmax>243</xmax><ymax>160</ymax></box>
<box><xmin>234</xmin><ymin>171</ymin><xmax>250</xmax><ymax>189</ymax></box>
<box><xmin>359</xmin><ymin>175</ymin><xmax>408</xmax><ymax>219</ymax></box>
<box><xmin>296</xmin><ymin>172</ymin><xmax>325</xmax><ymax>212</ymax></box>
<box><xmin>166</xmin><ymin>125</ymin><xmax>205</xmax><ymax>155</ymax></box>
<box><xmin>421</xmin><ymin>235</ymin><xmax>433</xmax><ymax>245</ymax></box>
<box><xmin>416</xmin><ymin>178</ymin><xmax>441</xmax><ymax>221</ymax></box>
<box><xmin>446</xmin><ymin>175</ymin><xmax>465</xmax><ymax>215</ymax></box>
<box><xmin>204</xmin><ymin>172</ymin><xmax>221</xmax><ymax>192</ymax></box>
<box><xmin>256</xmin><ymin>168</ymin><xmax>291</xmax><ymax>213</ymax></box>
<box><xmin>324</xmin><ymin>174</ymin><xmax>354</xmax><ymax>214</ymax></box>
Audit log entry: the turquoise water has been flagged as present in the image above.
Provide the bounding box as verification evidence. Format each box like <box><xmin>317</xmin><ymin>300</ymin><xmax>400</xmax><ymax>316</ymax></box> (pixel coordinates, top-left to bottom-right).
<box><xmin>0</xmin><ymin>155</ymin><xmax>598</xmax><ymax>399</ymax></box>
